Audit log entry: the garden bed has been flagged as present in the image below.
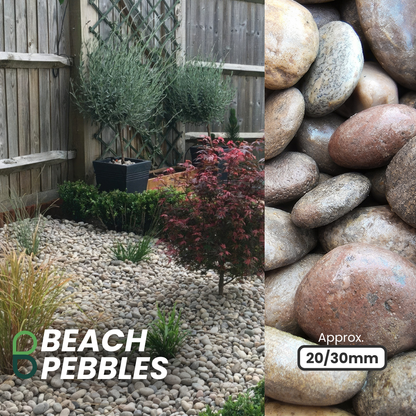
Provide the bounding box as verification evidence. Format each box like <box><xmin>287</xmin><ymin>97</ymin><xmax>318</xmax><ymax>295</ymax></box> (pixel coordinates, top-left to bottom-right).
<box><xmin>0</xmin><ymin>218</ymin><xmax>264</xmax><ymax>416</ymax></box>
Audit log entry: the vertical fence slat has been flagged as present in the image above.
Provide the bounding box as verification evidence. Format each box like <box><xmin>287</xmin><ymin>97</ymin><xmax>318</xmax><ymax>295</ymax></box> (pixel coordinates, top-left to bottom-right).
<box><xmin>4</xmin><ymin>1</ymin><xmax>20</xmax><ymax>195</ymax></box>
<box><xmin>38</xmin><ymin>0</ymin><xmax>52</xmax><ymax>192</ymax></box>
<box><xmin>27</xmin><ymin>0</ymin><xmax>41</xmax><ymax>194</ymax></box>
<box><xmin>0</xmin><ymin>0</ymin><xmax>9</xmax><ymax>199</ymax></box>
<box><xmin>58</xmin><ymin>0</ymin><xmax>71</xmax><ymax>184</ymax></box>
<box><xmin>49</xmin><ymin>0</ymin><xmax>61</xmax><ymax>191</ymax></box>
<box><xmin>16</xmin><ymin>0</ymin><xmax>32</xmax><ymax>195</ymax></box>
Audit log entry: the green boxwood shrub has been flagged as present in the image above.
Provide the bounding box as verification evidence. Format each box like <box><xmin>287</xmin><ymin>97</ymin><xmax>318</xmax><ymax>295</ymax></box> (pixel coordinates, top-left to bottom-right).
<box><xmin>58</xmin><ymin>181</ymin><xmax>99</xmax><ymax>222</ymax></box>
<box><xmin>58</xmin><ymin>181</ymin><xmax>185</xmax><ymax>234</ymax></box>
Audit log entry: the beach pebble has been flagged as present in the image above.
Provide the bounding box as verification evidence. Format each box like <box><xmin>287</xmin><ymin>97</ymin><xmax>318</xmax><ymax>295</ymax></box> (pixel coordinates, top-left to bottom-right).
<box><xmin>386</xmin><ymin>136</ymin><xmax>416</xmax><ymax>228</ymax></box>
<box><xmin>265</xmin><ymin>88</ymin><xmax>305</xmax><ymax>160</ymax></box>
<box><xmin>295</xmin><ymin>114</ymin><xmax>346</xmax><ymax>175</ymax></box>
<box><xmin>338</xmin><ymin>0</ymin><xmax>369</xmax><ymax>52</ymax></box>
<box><xmin>304</xmin><ymin>3</ymin><xmax>340</xmax><ymax>29</ymax></box>
<box><xmin>265</xmin><ymin>327</ymin><xmax>367</xmax><ymax>406</ymax></box>
<box><xmin>364</xmin><ymin>168</ymin><xmax>387</xmax><ymax>203</ymax></box>
<box><xmin>301</xmin><ymin>21</ymin><xmax>363</xmax><ymax>117</ymax></box>
<box><xmin>291</xmin><ymin>173</ymin><xmax>371</xmax><ymax>228</ymax></box>
<box><xmin>266</xmin><ymin>400</ymin><xmax>356</xmax><ymax>415</ymax></box>
<box><xmin>400</xmin><ymin>91</ymin><xmax>416</xmax><ymax>108</ymax></box>
<box><xmin>328</xmin><ymin>104</ymin><xmax>416</xmax><ymax>169</ymax></box>
<box><xmin>265</xmin><ymin>207</ymin><xmax>317</xmax><ymax>271</ymax></box>
<box><xmin>354</xmin><ymin>351</ymin><xmax>416</xmax><ymax>416</ymax></box>
<box><xmin>265</xmin><ymin>254</ymin><xmax>322</xmax><ymax>334</ymax></box>
<box><xmin>356</xmin><ymin>0</ymin><xmax>416</xmax><ymax>90</ymax></box>
<box><xmin>295</xmin><ymin>243</ymin><xmax>416</xmax><ymax>357</ymax></box>
<box><xmin>265</xmin><ymin>152</ymin><xmax>319</xmax><ymax>206</ymax></box>
<box><xmin>337</xmin><ymin>62</ymin><xmax>398</xmax><ymax>118</ymax></box>
<box><xmin>265</xmin><ymin>0</ymin><xmax>319</xmax><ymax>90</ymax></box>
<box><xmin>319</xmin><ymin>206</ymin><xmax>416</xmax><ymax>263</ymax></box>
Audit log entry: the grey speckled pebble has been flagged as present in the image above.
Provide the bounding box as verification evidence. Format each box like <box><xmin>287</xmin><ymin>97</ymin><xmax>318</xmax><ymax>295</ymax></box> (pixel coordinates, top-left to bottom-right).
<box><xmin>265</xmin><ymin>207</ymin><xmax>317</xmax><ymax>271</ymax></box>
<box><xmin>319</xmin><ymin>206</ymin><xmax>416</xmax><ymax>264</ymax></box>
<box><xmin>265</xmin><ymin>152</ymin><xmax>319</xmax><ymax>206</ymax></box>
<box><xmin>354</xmin><ymin>351</ymin><xmax>416</xmax><ymax>416</ymax></box>
<box><xmin>265</xmin><ymin>254</ymin><xmax>322</xmax><ymax>334</ymax></box>
<box><xmin>291</xmin><ymin>173</ymin><xmax>371</xmax><ymax>228</ymax></box>
<box><xmin>301</xmin><ymin>21</ymin><xmax>363</xmax><ymax>117</ymax></box>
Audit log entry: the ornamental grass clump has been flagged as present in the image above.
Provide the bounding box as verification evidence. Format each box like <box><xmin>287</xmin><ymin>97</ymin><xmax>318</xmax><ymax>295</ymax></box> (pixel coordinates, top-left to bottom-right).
<box><xmin>161</xmin><ymin>137</ymin><xmax>264</xmax><ymax>295</ymax></box>
<box><xmin>71</xmin><ymin>34</ymin><xmax>172</xmax><ymax>164</ymax></box>
<box><xmin>111</xmin><ymin>236</ymin><xmax>153</xmax><ymax>263</ymax></box>
<box><xmin>0</xmin><ymin>249</ymin><xmax>72</xmax><ymax>375</ymax></box>
<box><xmin>165</xmin><ymin>55</ymin><xmax>236</xmax><ymax>137</ymax></box>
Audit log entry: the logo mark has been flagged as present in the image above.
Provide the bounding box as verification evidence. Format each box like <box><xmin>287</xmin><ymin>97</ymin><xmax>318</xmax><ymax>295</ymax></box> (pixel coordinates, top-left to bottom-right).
<box><xmin>13</xmin><ymin>331</ymin><xmax>37</xmax><ymax>379</ymax></box>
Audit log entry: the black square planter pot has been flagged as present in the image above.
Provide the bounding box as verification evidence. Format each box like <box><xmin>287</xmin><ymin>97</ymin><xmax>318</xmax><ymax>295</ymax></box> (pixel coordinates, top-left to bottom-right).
<box><xmin>93</xmin><ymin>157</ymin><xmax>151</xmax><ymax>193</ymax></box>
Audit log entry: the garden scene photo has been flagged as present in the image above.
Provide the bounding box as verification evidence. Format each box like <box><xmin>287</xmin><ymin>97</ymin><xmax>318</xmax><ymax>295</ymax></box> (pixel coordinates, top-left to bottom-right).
<box><xmin>0</xmin><ymin>1</ymin><xmax>264</xmax><ymax>416</ymax></box>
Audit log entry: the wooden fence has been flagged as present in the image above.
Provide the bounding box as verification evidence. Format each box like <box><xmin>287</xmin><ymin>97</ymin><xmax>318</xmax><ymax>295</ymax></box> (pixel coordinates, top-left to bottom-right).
<box><xmin>0</xmin><ymin>0</ymin><xmax>73</xmax><ymax>205</ymax></box>
<box><xmin>0</xmin><ymin>0</ymin><xmax>264</xmax><ymax>206</ymax></box>
<box><xmin>180</xmin><ymin>0</ymin><xmax>265</xmax><ymax>137</ymax></box>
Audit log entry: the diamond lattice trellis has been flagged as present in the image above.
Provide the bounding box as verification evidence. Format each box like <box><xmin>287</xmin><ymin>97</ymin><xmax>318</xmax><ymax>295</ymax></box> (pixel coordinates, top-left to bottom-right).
<box><xmin>87</xmin><ymin>0</ymin><xmax>182</xmax><ymax>168</ymax></box>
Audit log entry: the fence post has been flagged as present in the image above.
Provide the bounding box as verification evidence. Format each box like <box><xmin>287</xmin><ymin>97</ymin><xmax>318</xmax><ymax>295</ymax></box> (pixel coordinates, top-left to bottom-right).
<box><xmin>68</xmin><ymin>0</ymin><xmax>101</xmax><ymax>184</ymax></box>
<box><xmin>175</xmin><ymin>0</ymin><xmax>186</xmax><ymax>160</ymax></box>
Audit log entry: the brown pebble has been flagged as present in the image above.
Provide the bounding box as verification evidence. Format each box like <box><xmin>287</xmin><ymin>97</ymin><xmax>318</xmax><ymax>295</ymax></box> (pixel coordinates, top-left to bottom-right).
<box><xmin>295</xmin><ymin>243</ymin><xmax>416</xmax><ymax>357</ymax></box>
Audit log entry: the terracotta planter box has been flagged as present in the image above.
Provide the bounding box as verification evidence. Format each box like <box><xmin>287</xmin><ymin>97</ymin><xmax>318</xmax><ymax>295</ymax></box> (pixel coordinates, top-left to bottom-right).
<box><xmin>147</xmin><ymin>166</ymin><xmax>195</xmax><ymax>191</ymax></box>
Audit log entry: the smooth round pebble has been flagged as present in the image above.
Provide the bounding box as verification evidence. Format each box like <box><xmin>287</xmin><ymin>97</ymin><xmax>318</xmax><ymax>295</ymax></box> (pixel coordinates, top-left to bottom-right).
<box><xmin>265</xmin><ymin>152</ymin><xmax>319</xmax><ymax>206</ymax></box>
<box><xmin>301</xmin><ymin>21</ymin><xmax>363</xmax><ymax>117</ymax></box>
<box><xmin>265</xmin><ymin>0</ymin><xmax>319</xmax><ymax>90</ymax></box>
<box><xmin>337</xmin><ymin>62</ymin><xmax>398</xmax><ymax>118</ymax></box>
<box><xmin>353</xmin><ymin>351</ymin><xmax>416</xmax><ymax>416</ymax></box>
<box><xmin>295</xmin><ymin>114</ymin><xmax>346</xmax><ymax>175</ymax></box>
<box><xmin>295</xmin><ymin>243</ymin><xmax>416</xmax><ymax>357</ymax></box>
<box><xmin>357</xmin><ymin>0</ymin><xmax>416</xmax><ymax>90</ymax></box>
<box><xmin>291</xmin><ymin>173</ymin><xmax>371</xmax><ymax>228</ymax></box>
<box><xmin>265</xmin><ymin>207</ymin><xmax>317</xmax><ymax>271</ymax></box>
<box><xmin>329</xmin><ymin>104</ymin><xmax>416</xmax><ymax>169</ymax></box>
<box><xmin>319</xmin><ymin>206</ymin><xmax>416</xmax><ymax>263</ymax></box>
<box><xmin>364</xmin><ymin>167</ymin><xmax>387</xmax><ymax>203</ymax></box>
<box><xmin>265</xmin><ymin>88</ymin><xmax>305</xmax><ymax>160</ymax></box>
<box><xmin>265</xmin><ymin>327</ymin><xmax>367</xmax><ymax>406</ymax></box>
<box><xmin>386</xmin><ymin>136</ymin><xmax>416</xmax><ymax>228</ymax></box>
<box><xmin>318</xmin><ymin>173</ymin><xmax>332</xmax><ymax>184</ymax></box>
<box><xmin>266</xmin><ymin>400</ymin><xmax>356</xmax><ymax>415</ymax></box>
<box><xmin>400</xmin><ymin>91</ymin><xmax>416</xmax><ymax>108</ymax></box>
<box><xmin>304</xmin><ymin>4</ymin><xmax>340</xmax><ymax>29</ymax></box>
<box><xmin>338</xmin><ymin>0</ymin><xmax>369</xmax><ymax>52</ymax></box>
<box><xmin>265</xmin><ymin>254</ymin><xmax>322</xmax><ymax>334</ymax></box>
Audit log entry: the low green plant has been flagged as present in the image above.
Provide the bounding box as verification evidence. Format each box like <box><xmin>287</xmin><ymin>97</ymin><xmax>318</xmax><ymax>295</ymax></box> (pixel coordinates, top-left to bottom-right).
<box><xmin>0</xmin><ymin>248</ymin><xmax>72</xmax><ymax>375</ymax></box>
<box><xmin>59</xmin><ymin>181</ymin><xmax>185</xmax><ymax>233</ymax></box>
<box><xmin>199</xmin><ymin>379</ymin><xmax>264</xmax><ymax>415</ymax></box>
<box><xmin>145</xmin><ymin>303</ymin><xmax>190</xmax><ymax>359</ymax></box>
<box><xmin>58</xmin><ymin>181</ymin><xmax>99</xmax><ymax>222</ymax></box>
<box><xmin>1</xmin><ymin>192</ymin><xmax>52</xmax><ymax>256</ymax></box>
<box><xmin>111</xmin><ymin>236</ymin><xmax>153</xmax><ymax>263</ymax></box>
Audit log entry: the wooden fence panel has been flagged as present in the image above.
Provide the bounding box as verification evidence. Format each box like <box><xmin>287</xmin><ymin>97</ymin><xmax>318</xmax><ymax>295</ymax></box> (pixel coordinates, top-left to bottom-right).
<box><xmin>184</xmin><ymin>0</ymin><xmax>264</xmax><ymax>135</ymax></box>
<box><xmin>0</xmin><ymin>0</ymin><xmax>72</xmax><ymax>204</ymax></box>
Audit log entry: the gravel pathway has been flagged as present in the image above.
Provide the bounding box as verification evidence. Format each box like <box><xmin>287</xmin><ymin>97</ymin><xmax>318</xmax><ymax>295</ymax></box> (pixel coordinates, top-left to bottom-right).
<box><xmin>0</xmin><ymin>218</ymin><xmax>264</xmax><ymax>416</ymax></box>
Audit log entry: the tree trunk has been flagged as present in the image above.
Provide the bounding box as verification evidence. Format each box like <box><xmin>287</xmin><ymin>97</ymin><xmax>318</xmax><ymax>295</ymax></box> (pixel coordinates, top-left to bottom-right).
<box><xmin>207</xmin><ymin>124</ymin><xmax>211</xmax><ymax>139</ymax></box>
<box><xmin>218</xmin><ymin>271</ymin><xmax>224</xmax><ymax>296</ymax></box>
<box><xmin>118</xmin><ymin>124</ymin><xmax>125</xmax><ymax>164</ymax></box>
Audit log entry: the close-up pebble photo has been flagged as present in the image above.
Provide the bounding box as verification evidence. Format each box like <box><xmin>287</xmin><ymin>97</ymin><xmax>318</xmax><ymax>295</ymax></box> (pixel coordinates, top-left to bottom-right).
<box><xmin>265</xmin><ymin>0</ymin><xmax>416</xmax><ymax>415</ymax></box>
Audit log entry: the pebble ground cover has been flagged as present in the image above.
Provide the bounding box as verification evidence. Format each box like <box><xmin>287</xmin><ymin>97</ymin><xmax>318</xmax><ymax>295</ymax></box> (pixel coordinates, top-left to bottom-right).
<box><xmin>265</xmin><ymin>0</ymin><xmax>416</xmax><ymax>415</ymax></box>
<box><xmin>0</xmin><ymin>219</ymin><xmax>264</xmax><ymax>416</ymax></box>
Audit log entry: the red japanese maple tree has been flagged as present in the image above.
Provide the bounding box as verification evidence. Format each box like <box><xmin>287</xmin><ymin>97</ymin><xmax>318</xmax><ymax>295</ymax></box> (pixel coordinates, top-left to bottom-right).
<box><xmin>161</xmin><ymin>137</ymin><xmax>264</xmax><ymax>295</ymax></box>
